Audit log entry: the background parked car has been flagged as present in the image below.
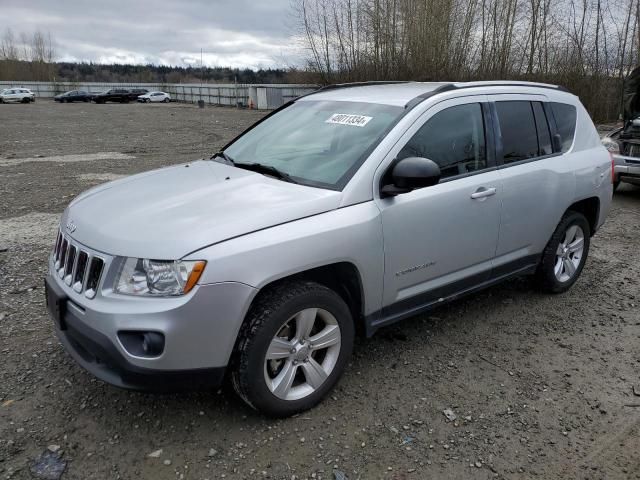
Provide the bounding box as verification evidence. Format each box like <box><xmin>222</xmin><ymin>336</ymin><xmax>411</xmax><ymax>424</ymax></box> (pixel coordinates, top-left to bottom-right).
<box><xmin>137</xmin><ymin>91</ymin><xmax>171</xmax><ymax>103</ymax></box>
<box><xmin>601</xmin><ymin>65</ymin><xmax>640</xmax><ymax>191</ymax></box>
<box><xmin>0</xmin><ymin>88</ymin><xmax>35</xmax><ymax>103</ymax></box>
<box><xmin>54</xmin><ymin>90</ymin><xmax>92</xmax><ymax>103</ymax></box>
<box><xmin>92</xmin><ymin>89</ymin><xmax>133</xmax><ymax>103</ymax></box>
<box><xmin>128</xmin><ymin>88</ymin><xmax>149</xmax><ymax>101</ymax></box>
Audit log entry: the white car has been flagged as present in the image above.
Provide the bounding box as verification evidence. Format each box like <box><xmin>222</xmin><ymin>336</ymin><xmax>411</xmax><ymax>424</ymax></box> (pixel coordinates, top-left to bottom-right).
<box><xmin>137</xmin><ymin>91</ymin><xmax>171</xmax><ymax>103</ymax></box>
<box><xmin>0</xmin><ymin>88</ymin><xmax>35</xmax><ymax>103</ymax></box>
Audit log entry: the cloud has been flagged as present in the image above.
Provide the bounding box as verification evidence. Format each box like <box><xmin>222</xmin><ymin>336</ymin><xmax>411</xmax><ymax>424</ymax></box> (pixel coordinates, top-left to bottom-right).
<box><xmin>0</xmin><ymin>0</ymin><xmax>305</xmax><ymax>69</ymax></box>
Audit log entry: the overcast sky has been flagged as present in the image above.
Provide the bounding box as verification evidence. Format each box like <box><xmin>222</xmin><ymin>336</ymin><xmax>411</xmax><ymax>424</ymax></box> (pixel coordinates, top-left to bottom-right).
<box><xmin>0</xmin><ymin>0</ymin><xmax>304</xmax><ymax>69</ymax></box>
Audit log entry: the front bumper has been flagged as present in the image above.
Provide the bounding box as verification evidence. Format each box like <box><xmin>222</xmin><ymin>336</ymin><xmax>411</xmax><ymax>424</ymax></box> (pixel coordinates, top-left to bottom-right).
<box><xmin>613</xmin><ymin>154</ymin><xmax>640</xmax><ymax>184</ymax></box>
<box><xmin>46</xmin><ymin>257</ymin><xmax>257</xmax><ymax>391</ymax></box>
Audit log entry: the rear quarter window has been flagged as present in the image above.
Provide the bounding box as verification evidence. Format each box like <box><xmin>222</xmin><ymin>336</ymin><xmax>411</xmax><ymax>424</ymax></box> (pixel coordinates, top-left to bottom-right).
<box><xmin>551</xmin><ymin>102</ymin><xmax>577</xmax><ymax>152</ymax></box>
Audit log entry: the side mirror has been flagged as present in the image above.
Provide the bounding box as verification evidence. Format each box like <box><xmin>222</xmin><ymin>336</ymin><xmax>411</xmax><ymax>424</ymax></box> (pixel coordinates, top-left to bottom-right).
<box><xmin>381</xmin><ymin>157</ymin><xmax>441</xmax><ymax>197</ymax></box>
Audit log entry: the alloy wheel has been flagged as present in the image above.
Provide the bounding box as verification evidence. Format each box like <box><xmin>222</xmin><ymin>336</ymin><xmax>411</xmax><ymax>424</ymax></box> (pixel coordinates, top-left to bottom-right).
<box><xmin>264</xmin><ymin>308</ymin><xmax>341</xmax><ymax>401</ymax></box>
<box><xmin>554</xmin><ymin>224</ymin><xmax>585</xmax><ymax>282</ymax></box>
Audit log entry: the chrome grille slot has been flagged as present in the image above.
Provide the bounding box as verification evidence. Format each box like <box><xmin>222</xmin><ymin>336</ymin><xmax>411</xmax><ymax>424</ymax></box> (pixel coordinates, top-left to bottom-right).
<box><xmin>64</xmin><ymin>245</ymin><xmax>77</xmax><ymax>285</ymax></box>
<box><xmin>58</xmin><ymin>238</ymin><xmax>68</xmax><ymax>277</ymax></box>
<box><xmin>54</xmin><ymin>232</ymin><xmax>63</xmax><ymax>262</ymax></box>
<box><xmin>85</xmin><ymin>257</ymin><xmax>104</xmax><ymax>299</ymax></box>
<box><xmin>73</xmin><ymin>251</ymin><xmax>89</xmax><ymax>293</ymax></box>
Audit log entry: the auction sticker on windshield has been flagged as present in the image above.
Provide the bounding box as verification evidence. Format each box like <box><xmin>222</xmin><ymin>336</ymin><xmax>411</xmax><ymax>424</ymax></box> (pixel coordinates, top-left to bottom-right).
<box><xmin>326</xmin><ymin>113</ymin><xmax>373</xmax><ymax>127</ymax></box>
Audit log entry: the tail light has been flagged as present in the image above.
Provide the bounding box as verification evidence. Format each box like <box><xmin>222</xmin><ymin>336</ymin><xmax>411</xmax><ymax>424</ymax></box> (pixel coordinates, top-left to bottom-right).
<box><xmin>610</xmin><ymin>152</ymin><xmax>615</xmax><ymax>184</ymax></box>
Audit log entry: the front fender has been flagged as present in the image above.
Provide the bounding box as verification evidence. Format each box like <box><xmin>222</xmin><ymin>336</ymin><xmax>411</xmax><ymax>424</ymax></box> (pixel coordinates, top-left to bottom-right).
<box><xmin>188</xmin><ymin>202</ymin><xmax>385</xmax><ymax>316</ymax></box>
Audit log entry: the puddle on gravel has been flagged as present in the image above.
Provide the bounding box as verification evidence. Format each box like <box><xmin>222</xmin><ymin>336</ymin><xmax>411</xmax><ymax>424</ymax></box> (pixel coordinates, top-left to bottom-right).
<box><xmin>0</xmin><ymin>152</ymin><xmax>135</xmax><ymax>167</ymax></box>
<box><xmin>0</xmin><ymin>213</ymin><xmax>60</xmax><ymax>246</ymax></box>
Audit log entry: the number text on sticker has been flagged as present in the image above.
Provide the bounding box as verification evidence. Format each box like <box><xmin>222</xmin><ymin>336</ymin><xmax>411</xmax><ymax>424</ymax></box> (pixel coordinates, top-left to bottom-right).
<box><xmin>326</xmin><ymin>113</ymin><xmax>373</xmax><ymax>127</ymax></box>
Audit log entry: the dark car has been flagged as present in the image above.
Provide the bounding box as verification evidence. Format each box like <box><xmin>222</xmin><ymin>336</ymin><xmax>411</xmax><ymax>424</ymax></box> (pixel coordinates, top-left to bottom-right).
<box><xmin>128</xmin><ymin>88</ymin><xmax>149</xmax><ymax>100</ymax></box>
<box><xmin>54</xmin><ymin>90</ymin><xmax>92</xmax><ymax>103</ymax></box>
<box><xmin>92</xmin><ymin>89</ymin><xmax>134</xmax><ymax>104</ymax></box>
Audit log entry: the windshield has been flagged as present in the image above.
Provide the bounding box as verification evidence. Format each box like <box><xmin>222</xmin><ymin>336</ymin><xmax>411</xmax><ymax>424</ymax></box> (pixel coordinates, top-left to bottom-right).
<box><xmin>224</xmin><ymin>100</ymin><xmax>403</xmax><ymax>190</ymax></box>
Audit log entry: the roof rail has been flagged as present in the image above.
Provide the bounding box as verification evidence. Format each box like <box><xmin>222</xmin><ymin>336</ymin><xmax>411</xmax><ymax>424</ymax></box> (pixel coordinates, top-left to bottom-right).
<box><xmin>316</xmin><ymin>81</ymin><xmax>411</xmax><ymax>92</ymax></box>
<box><xmin>296</xmin><ymin>80</ymin><xmax>411</xmax><ymax>100</ymax></box>
<box><xmin>405</xmin><ymin>81</ymin><xmax>571</xmax><ymax>109</ymax></box>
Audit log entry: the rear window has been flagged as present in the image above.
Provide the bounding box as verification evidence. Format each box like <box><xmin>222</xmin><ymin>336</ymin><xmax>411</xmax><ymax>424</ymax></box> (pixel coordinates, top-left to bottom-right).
<box><xmin>550</xmin><ymin>102</ymin><xmax>577</xmax><ymax>152</ymax></box>
<box><xmin>496</xmin><ymin>101</ymin><xmax>539</xmax><ymax>163</ymax></box>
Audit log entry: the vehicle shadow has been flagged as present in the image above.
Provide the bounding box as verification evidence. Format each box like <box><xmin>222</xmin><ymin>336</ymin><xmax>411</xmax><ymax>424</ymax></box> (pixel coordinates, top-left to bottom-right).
<box><xmin>614</xmin><ymin>182</ymin><xmax>640</xmax><ymax>200</ymax></box>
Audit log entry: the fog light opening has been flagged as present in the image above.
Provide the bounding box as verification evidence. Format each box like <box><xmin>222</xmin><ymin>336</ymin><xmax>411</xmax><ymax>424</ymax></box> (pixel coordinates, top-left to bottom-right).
<box><xmin>142</xmin><ymin>332</ymin><xmax>164</xmax><ymax>356</ymax></box>
<box><xmin>118</xmin><ymin>331</ymin><xmax>165</xmax><ymax>358</ymax></box>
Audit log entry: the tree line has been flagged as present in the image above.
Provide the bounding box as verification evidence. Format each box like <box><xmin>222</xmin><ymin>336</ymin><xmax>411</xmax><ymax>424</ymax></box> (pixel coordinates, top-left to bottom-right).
<box><xmin>0</xmin><ymin>28</ymin><xmax>301</xmax><ymax>85</ymax></box>
<box><xmin>295</xmin><ymin>0</ymin><xmax>640</xmax><ymax>121</ymax></box>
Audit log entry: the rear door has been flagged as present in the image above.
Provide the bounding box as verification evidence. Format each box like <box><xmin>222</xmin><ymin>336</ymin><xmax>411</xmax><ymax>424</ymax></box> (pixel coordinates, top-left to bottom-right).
<box><xmin>377</xmin><ymin>96</ymin><xmax>502</xmax><ymax>314</ymax></box>
<box><xmin>491</xmin><ymin>96</ymin><xmax>576</xmax><ymax>273</ymax></box>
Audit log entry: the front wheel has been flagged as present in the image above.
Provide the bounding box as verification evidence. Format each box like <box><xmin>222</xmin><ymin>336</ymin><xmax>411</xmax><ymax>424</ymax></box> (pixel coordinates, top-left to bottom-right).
<box><xmin>232</xmin><ymin>281</ymin><xmax>354</xmax><ymax>417</ymax></box>
<box><xmin>535</xmin><ymin>211</ymin><xmax>590</xmax><ymax>293</ymax></box>
<box><xmin>163</xmin><ymin>98</ymin><xmax>170</xmax><ymax>103</ymax></box>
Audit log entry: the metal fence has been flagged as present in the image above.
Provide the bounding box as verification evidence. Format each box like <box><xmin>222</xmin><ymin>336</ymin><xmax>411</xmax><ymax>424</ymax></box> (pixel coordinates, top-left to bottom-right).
<box><xmin>0</xmin><ymin>81</ymin><xmax>318</xmax><ymax>109</ymax></box>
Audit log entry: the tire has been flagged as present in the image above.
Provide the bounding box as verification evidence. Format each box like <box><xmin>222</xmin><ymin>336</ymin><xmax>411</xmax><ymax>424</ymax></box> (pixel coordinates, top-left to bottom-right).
<box><xmin>613</xmin><ymin>180</ymin><xmax>621</xmax><ymax>192</ymax></box>
<box><xmin>535</xmin><ymin>211</ymin><xmax>590</xmax><ymax>293</ymax></box>
<box><xmin>163</xmin><ymin>98</ymin><xmax>170</xmax><ymax>103</ymax></box>
<box><xmin>231</xmin><ymin>281</ymin><xmax>354</xmax><ymax>417</ymax></box>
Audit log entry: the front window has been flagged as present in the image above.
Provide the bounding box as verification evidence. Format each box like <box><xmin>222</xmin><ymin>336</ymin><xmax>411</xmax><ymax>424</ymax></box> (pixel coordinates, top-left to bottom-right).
<box><xmin>398</xmin><ymin>103</ymin><xmax>487</xmax><ymax>179</ymax></box>
<box><xmin>223</xmin><ymin>100</ymin><xmax>403</xmax><ymax>190</ymax></box>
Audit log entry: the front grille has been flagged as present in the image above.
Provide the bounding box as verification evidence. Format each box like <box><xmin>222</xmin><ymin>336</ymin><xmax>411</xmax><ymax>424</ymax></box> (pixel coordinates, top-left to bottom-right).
<box><xmin>53</xmin><ymin>231</ymin><xmax>105</xmax><ymax>299</ymax></box>
<box><xmin>623</xmin><ymin>141</ymin><xmax>640</xmax><ymax>158</ymax></box>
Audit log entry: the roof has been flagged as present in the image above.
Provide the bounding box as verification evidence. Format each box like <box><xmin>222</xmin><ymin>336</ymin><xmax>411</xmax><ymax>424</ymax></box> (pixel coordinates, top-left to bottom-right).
<box><xmin>299</xmin><ymin>81</ymin><xmax>569</xmax><ymax>107</ymax></box>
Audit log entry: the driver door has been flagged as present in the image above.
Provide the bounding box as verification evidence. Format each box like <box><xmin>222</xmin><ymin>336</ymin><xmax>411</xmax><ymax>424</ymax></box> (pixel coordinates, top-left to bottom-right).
<box><xmin>376</xmin><ymin>96</ymin><xmax>502</xmax><ymax>316</ymax></box>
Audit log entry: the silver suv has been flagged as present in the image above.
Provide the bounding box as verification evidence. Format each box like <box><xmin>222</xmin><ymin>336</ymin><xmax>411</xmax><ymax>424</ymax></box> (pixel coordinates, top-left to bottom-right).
<box><xmin>45</xmin><ymin>81</ymin><xmax>613</xmax><ymax>416</ymax></box>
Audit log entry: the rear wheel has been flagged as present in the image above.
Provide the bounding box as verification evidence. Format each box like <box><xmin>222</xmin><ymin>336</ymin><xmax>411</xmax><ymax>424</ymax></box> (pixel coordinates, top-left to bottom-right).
<box><xmin>535</xmin><ymin>211</ymin><xmax>590</xmax><ymax>293</ymax></box>
<box><xmin>232</xmin><ymin>281</ymin><xmax>354</xmax><ymax>417</ymax></box>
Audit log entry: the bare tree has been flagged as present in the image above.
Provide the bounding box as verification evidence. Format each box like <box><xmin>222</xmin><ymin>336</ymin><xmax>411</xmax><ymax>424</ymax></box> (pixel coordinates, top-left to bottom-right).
<box><xmin>296</xmin><ymin>0</ymin><xmax>640</xmax><ymax>120</ymax></box>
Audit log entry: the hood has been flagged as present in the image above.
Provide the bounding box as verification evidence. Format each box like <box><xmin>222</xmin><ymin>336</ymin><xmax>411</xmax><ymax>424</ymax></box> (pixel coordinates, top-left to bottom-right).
<box><xmin>63</xmin><ymin>160</ymin><xmax>342</xmax><ymax>259</ymax></box>
<box><xmin>62</xmin><ymin>161</ymin><xmax>342</xmax><ymax>260</ymax></box>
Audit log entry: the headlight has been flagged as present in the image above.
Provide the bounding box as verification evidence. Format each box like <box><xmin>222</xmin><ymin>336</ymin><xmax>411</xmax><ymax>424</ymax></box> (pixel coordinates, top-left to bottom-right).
<box><xmin>114</xmin><ymin>258</ymin><xmax>206</xmax><ymax>296</ymax></box>
<box><xmin>602</xmin><ymin>138</ymin><xmax>620</xmax><ymax>154</ymax></box>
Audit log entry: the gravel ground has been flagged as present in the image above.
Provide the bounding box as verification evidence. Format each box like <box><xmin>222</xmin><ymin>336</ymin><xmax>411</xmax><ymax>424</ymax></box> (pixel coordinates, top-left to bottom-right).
<box><xmin>1</xmin><ymin>101</ymin><xmax>639</xmax><ymax>480</ymax></box>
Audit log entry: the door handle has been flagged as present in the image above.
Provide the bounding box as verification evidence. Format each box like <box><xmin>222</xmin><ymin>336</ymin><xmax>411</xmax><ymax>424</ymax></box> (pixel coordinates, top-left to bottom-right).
<box><xmin>470</xmin><ymin>187</ymin><xmax>497</xmax><ymax>199</ymax></box>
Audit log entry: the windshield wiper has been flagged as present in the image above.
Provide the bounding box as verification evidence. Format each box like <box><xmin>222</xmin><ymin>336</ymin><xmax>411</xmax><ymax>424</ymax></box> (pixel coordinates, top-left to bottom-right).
<box><xmin>211</xmin><ymin>151</ymin><xmax>236</xmax><ymax>165</ymax></box>
<box><xmin>211</xmin><ymin>152</ymin><xmax>297</xmax><ymax>184</ymax></box>
<box><xmin>232</xmin><ymin>162</ymin><xmax>298</xmax><ymax>184</ymax></box>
